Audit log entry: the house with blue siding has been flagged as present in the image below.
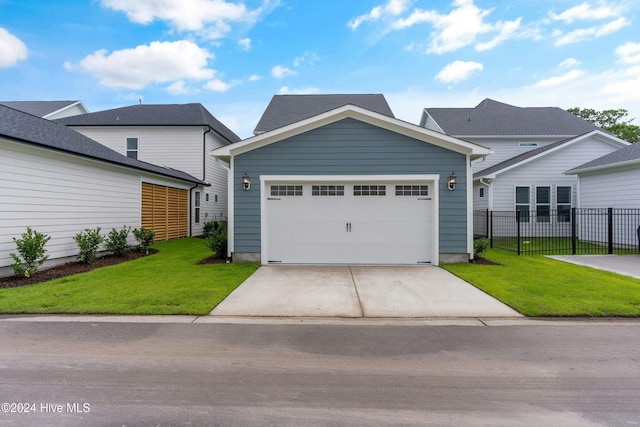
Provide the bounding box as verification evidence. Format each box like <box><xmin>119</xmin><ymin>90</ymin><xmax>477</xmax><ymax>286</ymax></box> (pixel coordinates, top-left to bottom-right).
<box><xmin>212</xmin><ymin>95</ymin><xmax>490</xmax><ymax>265</ymax></box>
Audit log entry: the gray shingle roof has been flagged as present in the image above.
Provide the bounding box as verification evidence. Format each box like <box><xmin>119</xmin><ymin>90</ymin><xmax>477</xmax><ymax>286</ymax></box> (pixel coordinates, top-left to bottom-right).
<box><xmin>0</xmin><ymin>104</ymin><xmax>206</xmax><ymax>185</ymax></box>
<box><xmin>474</xmin><ymin>137</ymin><xmax>575</xmax><ymax>178</ymax></box>
<box><xmin>0</xmin><ymin>101</ymin><xmax>81</xmax><ymax>118</ymax></box>
<box><xmin>425</xmin><ymin>98</ymin><xmax>600</xmax><ymax>136</ymax></box>
<box><xmin>56</xmin><ymin>103</ymin><xmax>240</xmax><ymax>143</ymax></box>
<box><xmin>253</xmin><ymin>94</ymin><xmax>395</xmax><ymax>134</ymax></box>
<box><xmin>568</xmin><ymin>141</ymin><xmax>640</xmax><ymax>173</ymax></box>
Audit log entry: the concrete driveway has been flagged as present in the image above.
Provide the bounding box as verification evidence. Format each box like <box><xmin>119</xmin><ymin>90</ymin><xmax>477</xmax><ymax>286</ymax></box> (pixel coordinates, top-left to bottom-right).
<box><xmin>210</xmin><ymin>265</ymin><xmax>521</xmax><ymax>318</ymax></box>
<box><xmin>549</xmin><ymin>254</ymin><xmax>640</xmax><ymax>279</ymax></box>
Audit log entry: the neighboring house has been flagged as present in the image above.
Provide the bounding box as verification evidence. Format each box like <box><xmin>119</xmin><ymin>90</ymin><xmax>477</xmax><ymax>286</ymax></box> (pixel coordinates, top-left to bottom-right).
<box><xmin>57</xmin><ymin>104</ymin><xmax>240</xmax><ymax>236</ymax></box>
<box><xmin>566</xmin><ymin>141</ymin><xmax>640</xmax><ymax>207</ymax></box>
<box><xmin>0</xmin><ymin>100</ymin><xmax>89</xmax><ymax>119</ymax></box>
<box><xmin>420</xmin><ymin>99</ymin><xmax>629</xmax><ymax>219</ymax></box>
<box><xmin>212</xmin><ymin>97</ymin><xmax>490</xmax><ymax>265</ymax></box>
<box><xmin>0</xmin><ymin>105</ymin><xmax>207</xmax><ymax>277</ymax></box>
<box><xmin>565</xmin><ymin>142</ymin><xmax>640</xmax><ymax>248</ymax></box>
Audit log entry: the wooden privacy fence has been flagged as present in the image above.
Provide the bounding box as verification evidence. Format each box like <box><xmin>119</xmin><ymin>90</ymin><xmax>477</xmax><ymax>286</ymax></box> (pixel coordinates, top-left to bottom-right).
<box><xmin>141</xmin><ymin>183</ymin><xmax>189</xmax><ymax>241</ymax></box>
<box><xmin>474</xmin><ymin>208</ymin><xmax>640</xmax><ymax>255</ymax></box>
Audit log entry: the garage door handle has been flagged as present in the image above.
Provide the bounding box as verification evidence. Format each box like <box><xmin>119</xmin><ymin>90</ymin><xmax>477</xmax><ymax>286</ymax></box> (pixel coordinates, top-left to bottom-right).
<box><xmin>346</xmin><ymin>222</ymin><xmax>352</xmax><ymax>232</ymax></box>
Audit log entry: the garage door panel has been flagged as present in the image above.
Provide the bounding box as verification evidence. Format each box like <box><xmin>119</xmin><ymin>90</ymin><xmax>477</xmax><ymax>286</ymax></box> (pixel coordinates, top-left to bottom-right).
<box><xmin>266</xmin><ymin>181</ymin><xmax>433</xmax><ymax>264</ymax></box>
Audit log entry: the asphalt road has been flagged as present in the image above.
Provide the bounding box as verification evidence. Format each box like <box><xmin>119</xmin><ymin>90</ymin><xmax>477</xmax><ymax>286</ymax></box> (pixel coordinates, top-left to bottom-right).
<box><xmin>0</xmin><ymin>320</ymin><xmax>639</xmax><ymax>427</ymax></box>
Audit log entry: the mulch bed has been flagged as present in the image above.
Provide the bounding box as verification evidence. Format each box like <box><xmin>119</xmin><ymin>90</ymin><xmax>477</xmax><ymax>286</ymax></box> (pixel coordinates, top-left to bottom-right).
<box><xmin>0</xmin><ymin>249</ymin><xmax>158</xmax><ymax>289</ymax></box>
<box><xmin>472</xmin><ymin>256</ymin><xmax>500</xmax><ymax>265</ymax></box>
<box><xmin>197</xmin><ymin>255</ymin><xmax>227</xmax><ymax>265</ymax></box>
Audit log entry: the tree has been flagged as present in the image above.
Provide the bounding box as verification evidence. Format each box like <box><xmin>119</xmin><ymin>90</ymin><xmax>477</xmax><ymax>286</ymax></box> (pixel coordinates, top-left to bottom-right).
<box><xmin>567</xmin><ymin>107</ymin><xmax>639</xmax><ymax>143</ymax></box>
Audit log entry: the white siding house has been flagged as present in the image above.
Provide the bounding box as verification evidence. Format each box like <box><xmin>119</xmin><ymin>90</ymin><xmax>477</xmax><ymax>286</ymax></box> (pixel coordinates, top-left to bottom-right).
<box><xmin>0</xmin><ymin>105</ymin><xmax>206</xmax><ymax>277</ymax></box>
<box><xmin>0</xmin><ymin>100</ymin><xmax>89</xmax><ymax>120</ymax></box>
<box><xmin>57</xmin><ymin>104</ymin><xmax>240</xmax><ymax>236</ymax></box>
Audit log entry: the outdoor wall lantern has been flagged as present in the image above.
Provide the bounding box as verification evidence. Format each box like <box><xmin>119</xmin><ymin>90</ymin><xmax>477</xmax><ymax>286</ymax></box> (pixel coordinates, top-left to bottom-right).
<box><xmin>242</xmin><ymin>173</ymin><xmax>251</xmax><ymax>191</ymax></box>
<box><xmin>448</xmin><ymin>172</ymin><xmax>457</xmax><ymax>191</ymax></box>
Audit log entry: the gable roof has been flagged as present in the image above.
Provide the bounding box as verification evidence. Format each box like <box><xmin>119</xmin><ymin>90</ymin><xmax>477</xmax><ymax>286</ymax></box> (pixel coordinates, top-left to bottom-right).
<box><xmin>474</xmin><ymin>130</ymin><xmax>629</xmax><ymax>179</ymax></box>
<box><xmin>0</xmin><ymin>104</ymin><xmax>206</xmax><ymax>185</ymax></box>
<box><xmin>423</xmin><ymin>98</ymin><xmax>600</xmax><ymax>137</ymax></box>
<box><xmin>253</xmin><ymin>94</ymin><xmax>395</xmax><ymax>134</ymax></box>
<box><xmin>566</xmin><ymin>141</ymin><xmax>640</xmax><ymax>174</ymax></box>
<box><xmin>214</xmin><ymin>104</ymin><xmax>490</xmax><ymax>161</ymax></box>
<box><xmin>56</xmin><ymin>103</ymin><xmax>240</xmax><ymax>143</ymax></box>
<box><xmin>0</xmin><ymin>100</ymin><xmax>87</xmax><ymax>119</ymax></box>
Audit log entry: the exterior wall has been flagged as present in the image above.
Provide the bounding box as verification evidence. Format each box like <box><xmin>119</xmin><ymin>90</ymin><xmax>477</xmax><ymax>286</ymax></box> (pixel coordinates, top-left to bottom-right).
<box><xmin>577</xmin><ymin>167</ymin><xmax>640</xmax><ymax>208</ymax></box>
<box><xmin>46</xmin><ymin>104</ymin><xmax>87</xmax><ymax>120</ymax></box>
<box><xmin>70</xmin><ymin>125</ymin><xmax>230</xmax><ymax>236</ymax></box>
<box><xmin>470</xmin><ymin>136</ymin><xmax>563</xmax><ymax>173</ymax></box>
<box><xmin>233</xmin><ymin>118</ymin><xmax>468</xmax><ymax>259</ymax></box>
<box><xmin>473</xmin><ymin>182</ymin><xmax>490</xmax><ymax>210</ymax></box>
<box><xmin>0</xmin><ymin>138</ymin><xmax>191</xmax><ymax>277</ymax></box>
<box><xmin>490</xmin><ymin>136</ymin><xmax>622</xmax><ymax>212</ymax></box>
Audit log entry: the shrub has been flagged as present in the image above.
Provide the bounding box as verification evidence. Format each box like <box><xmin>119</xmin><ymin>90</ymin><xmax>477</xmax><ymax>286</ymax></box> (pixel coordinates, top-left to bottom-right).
<box><xmin>474</xmin><ymin>238</ymin><xmax>490</xmax><ymax>258</ymax></box>
<box><xmin>202</xmin><ymin>220</ymin><xmax>216</xmax><ymax>239</ymax></box>
<box><xmin>105</xmin><ymin>226</ymin><xmax>131</xmax><ymax>257</ymax></box>
<box><xmin>10</xmin><ymin>227</ymin><xmax>51</xmax><ymax>277</ymax></box>
<box><xmin>204</xmin><ymin>221</ymin><xmax>227</xmax><ymax>259</ymax></box>
<box><xmin>74</xmin><ymin>227</ymin><xmax>104</xmax><ymax>265</ymax></box>
<box><xmin>133</xmin><ymin>227</ymin><xmax>156</xmax><ymax>254</ymax></box>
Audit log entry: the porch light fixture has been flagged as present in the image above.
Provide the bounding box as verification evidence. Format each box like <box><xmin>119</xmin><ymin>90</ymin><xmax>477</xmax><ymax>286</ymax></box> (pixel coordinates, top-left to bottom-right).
<box><xmin>242</xmin><ymin>173</ymin><xmax>251</xmax><ymax>191</ymax></box>
<box><xmin>448</xmin><ymin>172</ymin><xmax>457</xmax><ymax>191</ymax></box>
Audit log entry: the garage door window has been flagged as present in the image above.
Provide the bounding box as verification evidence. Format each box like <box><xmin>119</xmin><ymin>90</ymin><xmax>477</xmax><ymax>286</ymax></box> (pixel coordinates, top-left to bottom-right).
<box><xmin>312</xmin><ymin>185</ymin><xmax>344</xmax><ymax>196</ymax></box>
<box><xmin>271</xmin><ymin>185</ymin><xmax>303</xmax><ymax>196</ymax></box>
<box><xmin>354</xmin><ymin>185</ymin><xmax>386</xmax><ymax>196</ymax></box>
<box><xmin>395</xmin><ymin>185</ymin><xmax>428</xmax><ymax>196</ymax></box>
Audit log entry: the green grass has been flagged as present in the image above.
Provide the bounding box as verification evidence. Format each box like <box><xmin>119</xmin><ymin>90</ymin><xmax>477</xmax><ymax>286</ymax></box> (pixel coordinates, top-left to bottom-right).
<box><xmin>491</xmin><ymin>237</ymin><xmax>638</xmax><ymax>255</ymax></box>
<box><xmin>443</xmin><ymin>249</ymin><xmax>640</xmax><ymax>317</ymax></box>
<box><xmin>0</xmin><ymin>238</ymin><xmax>259</xmax><ymax>315</ymax></box>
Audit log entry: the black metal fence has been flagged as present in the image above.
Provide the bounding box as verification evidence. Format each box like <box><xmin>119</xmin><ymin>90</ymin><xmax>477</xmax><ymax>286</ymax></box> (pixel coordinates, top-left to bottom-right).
<box><xmin>474</xmin><ymin>208</ymin><xmax>640</xmax><ymax>255</ymax></box>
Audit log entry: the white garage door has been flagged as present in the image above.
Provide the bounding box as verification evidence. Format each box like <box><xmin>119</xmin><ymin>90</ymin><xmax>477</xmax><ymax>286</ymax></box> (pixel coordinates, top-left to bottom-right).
<box><xmin>265</xmin><ymin>180</ymin><xmax>433</xmax><ymax>264</ymax></box>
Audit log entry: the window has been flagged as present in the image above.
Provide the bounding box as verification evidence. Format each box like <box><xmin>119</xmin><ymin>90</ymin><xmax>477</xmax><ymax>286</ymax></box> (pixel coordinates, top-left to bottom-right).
<box><xmin>519</xmin><ymin>142</ymin><xmax>538</xmax><ymax>148</ymax></box>
<box><xmin>312</xmin><ymin>185</ymin><xmax>344</xmax><ymax>196</ymax></box>
<box><xmin>271</xmin><ymin>185</ymin><xmax>303</xmax><ymax>196</ymax></box>
<box><xmin>515</xmin><ymin>186</ymin><xmax>530</xmax><ymax>222</ymax></box>
<box><xmin>205</xmin><ymin>194</ymin><xmax>209</xmax><ymax>202</ymax></box>
<box><xmin>557</xmin><ymin>186</ymin><xmax>572</xmax><ymax>223</ymax></box>
<box><xmin>479</xmin><ymin>187</ymin><xmax>485</xmax><ymax>198</ymax></box>
<box><xmin>354</xmin><ymin>185</ymin><xmax>386</xmax><ymax>196</ymax></box>
<box><xmin>126</xmin><ymin>137</ymin><xmax>138</xmax><ymax>159</ymax></box>
<box><xmin>536</xmin><ymin>186</ymin><xmax>550</xmax><ymax>223</ymax></box>
<box><xmin>195</xmin><ymin>191</ymin><xmax>201</xmax><ymax>224</ymax></box>
<box><xmin>395</xmin><ymin>185</ymin><xmax>428</xmax><ymax>196</ymax></box>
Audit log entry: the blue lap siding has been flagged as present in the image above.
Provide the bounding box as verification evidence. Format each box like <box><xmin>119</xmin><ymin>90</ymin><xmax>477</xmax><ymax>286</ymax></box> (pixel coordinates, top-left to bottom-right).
<box><xmin>234</xmin><ymin>118</ymin><xmax>467</xmax><ymax>256</ymax></box>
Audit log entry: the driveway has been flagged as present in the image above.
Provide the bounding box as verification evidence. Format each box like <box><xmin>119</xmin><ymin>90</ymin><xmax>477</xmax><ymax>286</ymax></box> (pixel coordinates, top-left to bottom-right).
<box><xmin>549</xmin><ymin>254</ymin><xmax>640</xmax><ymax>279</ymax></box>
<box><xmin>210</xmin><ymin>265</ymin><xmax>521</xmax><ymax>318</ymax></box>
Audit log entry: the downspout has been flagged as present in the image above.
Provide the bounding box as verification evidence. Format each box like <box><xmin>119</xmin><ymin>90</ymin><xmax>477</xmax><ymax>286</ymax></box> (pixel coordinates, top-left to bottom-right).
<box><xmin>188</xmin><ymin>182</ymin><xmax>199</xmax><ymax>237</ymax></box>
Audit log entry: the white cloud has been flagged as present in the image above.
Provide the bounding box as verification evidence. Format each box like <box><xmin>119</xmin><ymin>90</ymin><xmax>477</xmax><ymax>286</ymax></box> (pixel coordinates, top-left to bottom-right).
<box><xmin>475</xmin><ymin>17</ymin><xmax>521</xmax><ymax>51</ymax></box>
<box><xmin>550</xmin><ymin>2</ymin><xmax>622</xmax><ymax>23</ymax></box>
<box><xmin>390</xmin><ymin>0</ymin><xmax>522</xmax><ymax>54</ymax></box>
<box><xmin>559</xmin><ymin>57</ymin><xmax>580</xmax><ymax>68</ymax></box>
<box><xmin>278</xmin><ymin>86</ymin><xmax>321</xmax><ymax>95</ymax></box>
<box><xmin>167</xmin><ymin>80</ymin><xmax>191</xmax><ymax>94</ymax></box>
<box><xmin>204</xmin><ymin>78</ymin><xmax>231</xmax><ymax>92</ymax></box>
<box><xmin>75</xmin><ymin>40</ymin><xmax>215</xmax><ymax>89</ymax></box>
<box><xmin>435</xmin><ymin>60</ymin><xmax>483</xmax><ymax>84</ymax></box>
<box><xmin>531</xmin><ymin>69</ymin><xmax>586</xmax><ymax>89</ymax></box>
<box><xmin>0</xmin><ymin>28</ymin><xmax>28</xmax><ymax>68</ymax></box>
<box><xmin>293</xmin><ymin>51</ymin><xmax>319</xmax><ymax>67</ymax></box>
<box><xmin>248</xmin><ymin>74</ymin><xmax>262</xmax><ymax>82</ymax></box>
<box><xmin>271</xmin><ymin>65</ymin><xmax>296</xmax><ymax>79</ymax></box>
<box><xmin>100</xmin><ymin>0</ymin><xmax>267</xmax><ymax>39</ymax></box>
<box><xmin>616</xmin><ymin>42</ymin><xmax>640</xmax><ymax>64</ymax></box>
<box><xmin>348</xmin><ymin>0</ymin><xmax>411</xmax><ymax>30</ymax></box>
<box><xmin>238</xmin><ymin>37</ymin><xmax>252</xmax><ymax>51</ymax></box>
<box><xmin>554</xmin><ymin>16</ymin><xmax>629</xmax><ymax>46</ymax></box>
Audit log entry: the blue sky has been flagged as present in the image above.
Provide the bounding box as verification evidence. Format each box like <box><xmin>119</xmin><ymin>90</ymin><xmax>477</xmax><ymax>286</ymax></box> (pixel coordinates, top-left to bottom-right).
<box><xmin>1</xmin><ymin>0</ymin><xmax>639</xmax><ymax>138</ymax></box>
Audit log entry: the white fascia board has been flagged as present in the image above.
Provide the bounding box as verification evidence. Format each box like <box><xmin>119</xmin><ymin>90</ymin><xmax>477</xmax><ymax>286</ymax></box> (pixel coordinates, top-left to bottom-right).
<box><xmin>42</xmin><ymin>101</ymin><xmax>90</xmax><ymax>119</ymax></box>
<box><xmin>260</xmin><ymin>174</ymin><xmax>440</xmax><ymax>183</ymax></box>
<box><xmin>565</xmin><ymin>158</ymin><xmax>640</xmax><ymax>175</ymax></box>
<box><xmin>212</xmin><ymin>105</ymin><xmax>491</xmax><ymax>159</ymax></box>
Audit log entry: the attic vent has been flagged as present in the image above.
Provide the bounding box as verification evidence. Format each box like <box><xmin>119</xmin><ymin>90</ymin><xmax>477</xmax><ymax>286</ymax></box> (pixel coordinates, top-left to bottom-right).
<box><xmin>115</xmin><ymin>116</ymin><xmax>120</xmax><ymax>121</ymax></box>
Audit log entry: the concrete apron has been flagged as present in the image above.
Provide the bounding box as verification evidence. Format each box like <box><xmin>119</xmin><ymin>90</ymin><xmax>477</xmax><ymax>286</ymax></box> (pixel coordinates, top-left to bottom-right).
<box><xmin>210</xmin><ymin>265</ymin><xmax>521</xmax><ymax>318</ymax></box>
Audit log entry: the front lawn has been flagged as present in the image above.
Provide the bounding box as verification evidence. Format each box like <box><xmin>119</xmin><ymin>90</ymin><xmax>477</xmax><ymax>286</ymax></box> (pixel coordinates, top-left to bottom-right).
<box><xmin>0</xmin><ymin>238</ymin><xmax>258</xmax><ymax>315</ymax></box>
<box><xmin>443</xmin><ymin>249</ymin><xmax>640</xmax><ymax>317</ymax></box>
